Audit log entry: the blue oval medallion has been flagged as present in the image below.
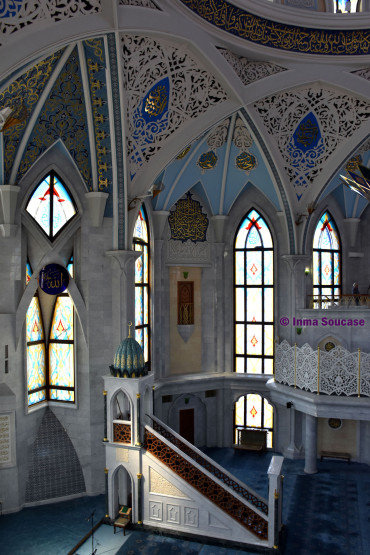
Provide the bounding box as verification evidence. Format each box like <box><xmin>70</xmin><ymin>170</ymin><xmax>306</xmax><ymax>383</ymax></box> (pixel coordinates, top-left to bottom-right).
<box><xmin>39</xmin><ymin>264</ymin><xmax>69</xmax><ymax>295</ymax></box>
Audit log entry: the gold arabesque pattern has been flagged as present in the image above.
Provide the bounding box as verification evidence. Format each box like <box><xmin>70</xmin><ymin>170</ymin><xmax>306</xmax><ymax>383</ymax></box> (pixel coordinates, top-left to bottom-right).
<box><xmin>179</xmin><ymin>0</ymin><xmax>370</xmax><ymax>56</ymax></box>
<box><xmin>168</xmin><ymin>193</ymin><xmax>208</xmax><ymax>243</ymax></box>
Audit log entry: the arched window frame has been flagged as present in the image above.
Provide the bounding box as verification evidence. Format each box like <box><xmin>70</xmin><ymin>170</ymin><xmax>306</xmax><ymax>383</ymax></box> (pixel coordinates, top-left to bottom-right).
<box><xmin>234</xmin><ymin>393</ymin><xmax>274</xmax><ymax>449</ymax></box>
<box><xmin>25</xmin><ymin>170</ymin><xmax>78</xmax><ymax>242</ymax></box>
<box><xmin>133</xmin><ymin>205</ymin><xmax>151</xmax><ymax>369</ymax></box>
<box><xmin>234</xmin><ymin>209</ymin><xmax>274</xmax><ymax>374</ymax></box>
<box><xmin>26</xmin><ymin>255</ymin><xmax>76</xmax><ymax>407</ymax></box>
<box><xmin>312</xmin><ymin>211</ymin><xmax>341</xmax><ymax>306</ymax></box>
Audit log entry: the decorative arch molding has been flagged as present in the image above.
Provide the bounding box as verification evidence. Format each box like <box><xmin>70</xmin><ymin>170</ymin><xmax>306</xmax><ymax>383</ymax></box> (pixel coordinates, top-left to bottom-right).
<box><xmin>110</xmin><ymin>463</ymin><xmax>135</xmax><ymax>521</ymax></box>
<box><xmin>18</xmin><ymin>140</ymin><xmax>88</xmax><ymax>212</ymax></box>
<box><xmin>239</xmin><ymin>108</ymin><xmax>295</xmax><ymax>254</ymax></box>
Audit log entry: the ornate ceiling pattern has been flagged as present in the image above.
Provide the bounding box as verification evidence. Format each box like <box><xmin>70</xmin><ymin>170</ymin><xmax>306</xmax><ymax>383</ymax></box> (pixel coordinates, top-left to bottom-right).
<box><xmin>217</xmin><ymin>49</ymin><xmax>287</xmax><ymax>86</ymax></box>
<box><xmin>254</xmin><ymin>86</ymin><xmax>370</xmax><ymax>201</ymax></box>
<box><xmin>1</xmin><ymin>49</ymin><xmax>64</xmax><ymax>183</ymax></box>
<box><xmin>17</xmin><ymin>47</ymin><xmax>91</xmax><ymax>187</ymax></box>
<box><xmin>178</xmin><ymin>0</ymin><xmax>370</xmax><ymax>56</ymax></box>
<box><xmin>0</xmin><ymin>1</ymin><xmax>101</xmax><ymax>46</ymax></box>
<box><xmin>120</xmin><ymin>34</ymin><xmax>228</xmax><ymax>180</ymax></box>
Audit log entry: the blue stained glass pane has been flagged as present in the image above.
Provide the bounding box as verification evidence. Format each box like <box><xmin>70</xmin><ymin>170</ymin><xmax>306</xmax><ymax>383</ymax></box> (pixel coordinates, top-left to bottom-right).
<box><xmin>50</xmin><ymin>296</ymin><xmax>73</xmax><ymax>340</ymax></box>
<box><xmin>28</xmin><ymin>390</ymin><xmax>46</xmax><ymax>406</ymax></box>
<box><xmin>235</xmin><ymin>288</ymin><xmax>244</xmax><ymax>321</ymax></box>
<box><xmin>26</xmin><ymin>262</ymin><xmax>32</xmax><ymax>285</ymax></box>
<box><xmin>52</xmin><ymin>177</ymin><xmax>77</xmax><ymax>236</ymax></box>
<box><xmin>246</xmin><ymin>250</ymin><xmax>262</xmax><ymax>284</ymax></box>
<box><xmin>235</xmin><ymin>252</ymin><xmax>244</xmax><ymax>285</ymax></box>
<box><xmin>135</xmin><ymin>327</ymin><xmax>143</xmax><ymax>349</ymax></box>
<box><xmin>49</xmin><ymin>343</ymin><xmax>74</xmax><ymax>388</ymax></box>
<box><xmin>143</xmin><ymin>245</ymin><xmax>148</xmax><ymax>283</ymax></box>
<box><xmin>26</xmin><ymin>297</ymin><xmax>44</xmax><ymax>342</ymax></box>
<box><xmin>50</xmin><ymin>389</ymin><xmax>74</xmax><ymax>402</ymax></box>
<box><xmin>257</xmin><ymin>218</ymin><xmax>273</xmax><ymax>249</ymax></box>
<box><xmin>321</xmin><ymin>252</ymin><xmax>332</xmax><ymax>285</ymax></box>
<box><xmin>246</xmin><ymin>225</ymin><xmax>262</xmax><ymax>248</ymax></box>
<box><xmin>264</xmin><ymin>251</ymin><xmax>273</xmax><ymax>285</ymax></box>
<box><xmin>27</xmin><ymin>343</ymin><xmax>46</xmax><ymax>393</ymax></box>
<box><xmin>26</xmin><ymin>176</ymin><xmax>51</xmax><ymax>235</ymax></box>
<box><xmin>135</xmin><ymin>250</ymin><xmax>143</xmax><ymax>283</ymax></box>
<box><xmin>67</xmin><ymin>256</ymin><xmax>74</xmax><ymax>278</ymax></box>
<box><xmin>334</xmin><ymin>253</ymin><xmax>340</xmax><ymax>285</ymax></box>
<box><xmin>247</xmin><ymin>288</ymin><xmax>262</xmax><ymax>322</ymax></box>
<box><xmin>135</xmin><ymin>288</ymin><xmax>144</xmax><ymax>326</ymax></box>
<box><xmin>143</xmin><ymin>327</ymin><xmax>149</xmax><ymax>362</ymax></box>
<box><xmin>264</xmin><ymin>288</ymin><xmax>273</xmax><ymax>322</ymax></box>
<box><xmin>313</xmin><ymin>251</ymin><xmax>320</xmax><ymax>285</ymax></box>
<box><xmin>235</xmin><ymin>217</ymin><xmax>248</xmax><ymax>249</ymax></box>
<box><xmin>134</xmin><ymin>207</ymin><xmax>148</xmax><ymax>242</ymax></box>
<box><xmin>247</xmin><ymin>325</ymin><xmax>262</xmax><ymax>355</ymax></box>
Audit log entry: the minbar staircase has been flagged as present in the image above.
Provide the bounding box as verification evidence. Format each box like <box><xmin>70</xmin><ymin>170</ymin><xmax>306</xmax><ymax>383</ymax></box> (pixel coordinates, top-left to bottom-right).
<box><xmin>144</xmin><ymin>415</ymin><xmax>283</xmax><ymax>549</ymax></box>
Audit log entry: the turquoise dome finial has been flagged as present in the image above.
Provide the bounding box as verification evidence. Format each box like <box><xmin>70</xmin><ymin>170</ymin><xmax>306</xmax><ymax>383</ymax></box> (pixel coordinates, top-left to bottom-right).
<box><xmin>110</xmin><ymin>322</ymin><xmax>146</xmax><ymax>378</ymax></box>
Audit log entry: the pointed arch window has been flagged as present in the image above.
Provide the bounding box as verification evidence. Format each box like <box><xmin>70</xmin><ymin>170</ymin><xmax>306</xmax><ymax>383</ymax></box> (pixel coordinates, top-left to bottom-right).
<box><xmin>25</xmin><ymin>171</ymin><xmax>77</xmax><ymax>241</ymax></box>
<box><xmin>26</xmin><ymin>256</ymin><xmax>75</xmax><ymax>406</ymax></box>
<box><xmin>133</xmin><ymin>206</ymin><xmax>150</xmax><ymax>368</ymax></box>
<box><xmin>234</xmin><ymin>394</ymin><xmax>274</xmax><ymax>449</ymax></box>
<box><xmin>234</xmin><ymin>209</ymin><xmax>274</xmax><ymax>374</ymax></box>
<box><xmin>313</xmin><ymin>211</ymin><xmax>341</xmax><ymax>305</ymax></box>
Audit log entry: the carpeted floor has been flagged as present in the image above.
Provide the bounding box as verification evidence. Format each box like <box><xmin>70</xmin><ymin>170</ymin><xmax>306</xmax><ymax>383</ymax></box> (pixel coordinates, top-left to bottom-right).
<box><xmin>1</xmin><ymin>451</ymin><xmax>369</xmax><ymax>554</ymax></box>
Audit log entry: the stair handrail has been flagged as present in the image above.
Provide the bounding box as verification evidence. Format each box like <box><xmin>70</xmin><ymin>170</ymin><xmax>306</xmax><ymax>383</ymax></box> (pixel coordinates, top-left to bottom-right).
<box><xmin>146</xmin><ymin>414</ymin><xmax>268</xmax><ymax>515</ymax></box>
<box><xmin>144</xmin><ymin>424</ymin><xmax>268</xmax><ymax>539</ymax></box>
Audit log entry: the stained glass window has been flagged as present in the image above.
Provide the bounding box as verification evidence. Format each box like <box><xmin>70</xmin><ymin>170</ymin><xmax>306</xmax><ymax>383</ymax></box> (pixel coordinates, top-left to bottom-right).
<box><xmin>26</xmin><ymin>171</ymin><xmax>77</xmax><ymax>241</ymax></box>
<box><xmin>26</xmin><ymin>255</ymin><xmax>75</xmax><ymax>406</ymax></box>
<box><xmin>234</xmin><ymin>394</ymin><xmax>274</xmax><ymax>448</ymax></box>
<box><xmin>313</xmin><ymin>212</ymin><xmax>341</xmax><ymax>307</ymax></box>
<box><xmin>26</xmin><ymin>295</ymin><xmax>47</xmax><ymax>406</ymax></box>
<box><xmin>133</xmin><ymin>206</ymin><xmax>150</xmax><ymax>367</ymax></box>
<box><xmin>234</xmin><ymin>209</ymin><xmax>274</xmax><ymax>374</ymax></box>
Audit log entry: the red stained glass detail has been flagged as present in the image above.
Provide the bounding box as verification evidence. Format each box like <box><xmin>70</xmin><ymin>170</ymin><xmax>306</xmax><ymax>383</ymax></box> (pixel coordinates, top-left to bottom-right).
<box><xmin>252</xmin><ymin>316</ymin><xmax>256</xmax><ymax>322</ymax></box>
<box><xmin>250</xmin><ymin>263</ymin><xmax>258</xmax><ymax>275</ymax></box>
<box><xmin>32</xmin><ymin>321</ymin><xmax>39</xmax><ymax>333</ymax></box>
<box><xmin>250</xmin><ymin>406</ymin><xmax>258</xmax><ymax>418</ymax></box>
<box><xmin>251</xmin><ymin>335</ymin><xmax>258</xmax><ymax>347</ymax></box>
<box><xmin>324</xmin><ymin>265</ymin><xmax>330</xmax><ymax>276</ymax></box>
<box><xmin>56</xmin><ymin>319</ymin><xmax>66</xmax><ymax>333</ymax></box>
<box><xmin>39</xmin><ymin>187</ymin><xmax>65</xmax><ymax>203</ymax></box>
<box><xmin>321</xmin><ymin>219</ymin><xmax>332</xmax><ymax>233</ymax></box>
<box><xmin>245</xmin><ymin>218</ymin><xmax>261</xmax><ymax>231</ymax></box>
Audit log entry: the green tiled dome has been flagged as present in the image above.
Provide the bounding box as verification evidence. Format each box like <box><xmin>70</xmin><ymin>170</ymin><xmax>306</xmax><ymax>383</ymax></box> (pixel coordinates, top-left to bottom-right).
<box><xmin>110</xmin><ymin>336</ymin><xmax>146</xmax><ymax>378</ymax></box>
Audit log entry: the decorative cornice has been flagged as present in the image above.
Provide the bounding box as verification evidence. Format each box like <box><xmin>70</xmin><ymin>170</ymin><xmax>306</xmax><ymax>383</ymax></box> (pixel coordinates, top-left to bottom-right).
<box><xmin>178</xmin><ymin>0</ymin><xmax>370</xmax><ymax>56</ymax></box>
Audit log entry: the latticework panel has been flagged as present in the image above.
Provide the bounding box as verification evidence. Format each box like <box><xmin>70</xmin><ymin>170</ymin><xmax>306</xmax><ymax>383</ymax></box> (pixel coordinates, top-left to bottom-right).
<box><xmin>113</xmin><ymin>423</ymin><xmax>131</xmax><ymax>444</ymax></box>
<box><xmin>145</xmin><ymin>430</ymin><xmax>268</xmax><ymax>539</ymax></box>
<box><xmin>152</xmin><ymin>421</ymin><xmax>268</xmax><ymax>514</ymax></box>
<box><xmin>275</xmin><ymin>340</ymin><xmax>295</xmax><ymax>386</ymax></box>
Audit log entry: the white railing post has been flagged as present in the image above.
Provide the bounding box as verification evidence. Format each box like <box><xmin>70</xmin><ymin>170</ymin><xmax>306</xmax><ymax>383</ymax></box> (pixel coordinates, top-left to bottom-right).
<box><xmin>268</xmin><ymin>455</ymin><xmax>284</xmax><ymax>549</ymax></box>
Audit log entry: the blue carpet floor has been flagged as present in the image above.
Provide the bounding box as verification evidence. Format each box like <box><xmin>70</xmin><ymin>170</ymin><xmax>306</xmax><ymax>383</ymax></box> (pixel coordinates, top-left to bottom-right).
<box><xmin>0</xmin><ymin>451</ymin><xmax>369</xmax><ymax>554</ymax></box>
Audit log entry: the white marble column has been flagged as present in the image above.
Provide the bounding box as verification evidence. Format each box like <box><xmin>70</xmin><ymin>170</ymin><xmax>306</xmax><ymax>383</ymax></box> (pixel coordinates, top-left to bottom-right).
<box><xmin>304</xmin><ymin>414</ymin><xmax>318</xmax><ymax>474</ymax></box>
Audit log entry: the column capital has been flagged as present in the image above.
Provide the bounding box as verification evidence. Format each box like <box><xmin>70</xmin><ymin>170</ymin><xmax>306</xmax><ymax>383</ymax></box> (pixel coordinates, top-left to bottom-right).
<box><xmin>106</xmin><ymin>249</ymin><xmax>141</xmax><ymax>272</ymax></box>
<box><xmin>282</xmin><ymin>254</ymin><xmax>311</xmax><ymax>273</ymax></box>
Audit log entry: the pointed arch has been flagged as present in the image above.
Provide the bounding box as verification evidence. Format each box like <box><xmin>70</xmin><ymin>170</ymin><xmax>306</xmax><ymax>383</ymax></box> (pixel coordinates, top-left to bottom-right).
<box><xmin>234</xmin><ymin>209</ymin><xmax>274</xmax><ymax>374</ymax></box>
<box><xmin>313</xmin><ymin>211</ymin><xmax>341</xmax><ymax>305</ymax></box>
